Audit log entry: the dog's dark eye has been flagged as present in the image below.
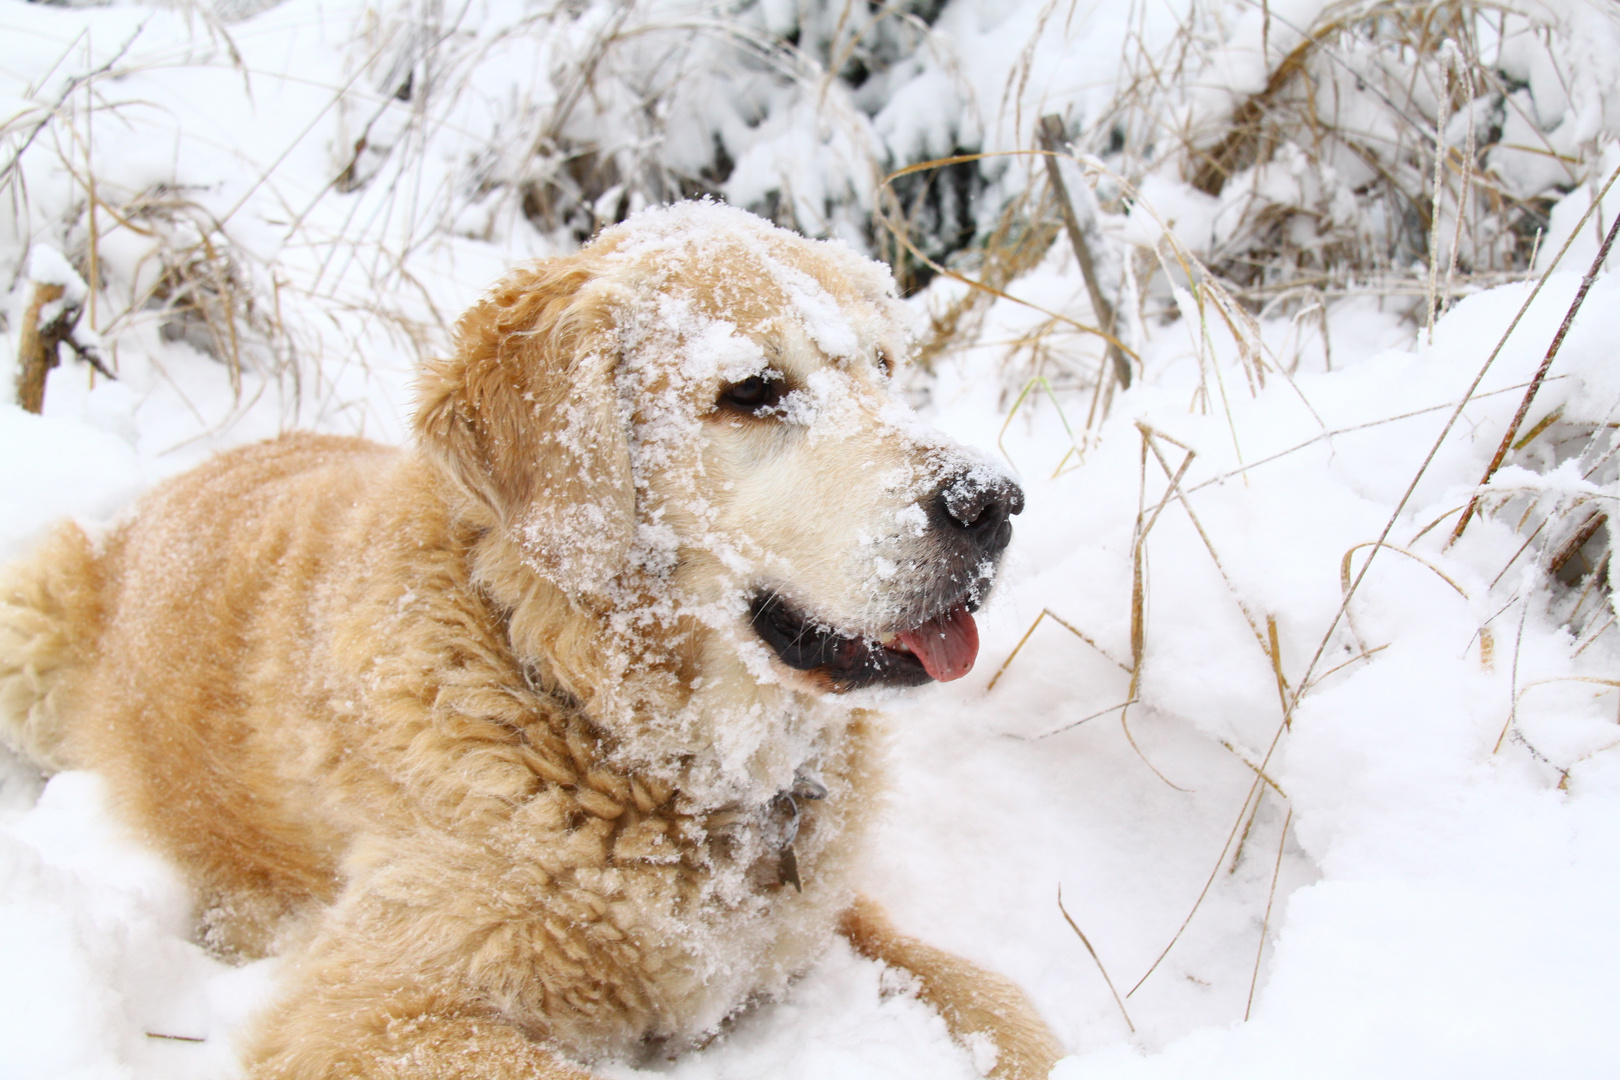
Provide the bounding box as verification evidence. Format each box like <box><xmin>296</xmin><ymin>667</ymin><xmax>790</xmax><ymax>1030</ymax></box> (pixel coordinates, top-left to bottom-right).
<box><xmin>718</xmin><ymin>374</ymin><xmax>785</xmax><ymax>415</ymax></box>
<box><xmin>876</xmin><ymin>348</ymin><xmax>894</xmax><ymax>377</ymax></box>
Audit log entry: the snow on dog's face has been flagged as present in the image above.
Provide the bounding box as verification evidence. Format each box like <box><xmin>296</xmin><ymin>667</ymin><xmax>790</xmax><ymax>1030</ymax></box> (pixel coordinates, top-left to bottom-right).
<box><xmin>417</xmin><ymin>203</ymin><xmax>1021</xmax><ymax>693</ymax></box>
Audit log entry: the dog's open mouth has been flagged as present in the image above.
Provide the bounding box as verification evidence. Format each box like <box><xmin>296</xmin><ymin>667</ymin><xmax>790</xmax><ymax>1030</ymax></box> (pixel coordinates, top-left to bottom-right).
<box><xmin>748</xmin><ymin>593</ymin><xmax>981</xmax><ymax>689</ymax></box>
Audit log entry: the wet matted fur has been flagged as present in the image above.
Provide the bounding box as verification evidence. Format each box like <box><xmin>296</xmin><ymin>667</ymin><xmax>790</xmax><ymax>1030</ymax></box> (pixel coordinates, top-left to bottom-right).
<box><xmin>0</xmin><ymin>204</ymin><xmax>1060</xmax><ymax>1079</ymax></box>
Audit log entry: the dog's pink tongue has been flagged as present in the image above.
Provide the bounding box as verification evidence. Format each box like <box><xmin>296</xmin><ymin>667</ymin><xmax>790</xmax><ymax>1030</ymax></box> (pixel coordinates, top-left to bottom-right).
<box><xmin>896</xmin><ymin>605</ymin><xmax>979</xmax><ymax>682</ymax></box>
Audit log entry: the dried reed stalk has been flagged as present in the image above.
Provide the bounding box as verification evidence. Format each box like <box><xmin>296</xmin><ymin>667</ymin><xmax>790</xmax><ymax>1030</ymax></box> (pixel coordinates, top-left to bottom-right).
<box><xmin>1548</xmin><ymin>512</ymin><xmax>1608</xmax><ymax>578</ymax></box>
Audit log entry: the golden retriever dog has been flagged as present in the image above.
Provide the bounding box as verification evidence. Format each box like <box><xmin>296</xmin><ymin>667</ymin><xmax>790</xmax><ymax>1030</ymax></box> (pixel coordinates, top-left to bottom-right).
<box><xmin>0</xmin><ymin>202</ymin><xmax>1059</xmax><ymax>1079</ymax></box>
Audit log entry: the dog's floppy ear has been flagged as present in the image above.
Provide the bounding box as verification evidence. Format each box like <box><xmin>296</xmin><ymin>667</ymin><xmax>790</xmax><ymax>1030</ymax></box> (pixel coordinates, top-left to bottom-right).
<box><xmin>415</xmin><ymin>258</ymin><xmax>634</xmax><ymax>594</ymax></box>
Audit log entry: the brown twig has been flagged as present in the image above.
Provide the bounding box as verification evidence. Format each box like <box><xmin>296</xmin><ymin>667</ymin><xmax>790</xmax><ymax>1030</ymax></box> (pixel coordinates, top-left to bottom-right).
<box><xmin>1548</xmin><ymin>511</ymin><xmax>1608</xmax><ymax>577</ymax></box>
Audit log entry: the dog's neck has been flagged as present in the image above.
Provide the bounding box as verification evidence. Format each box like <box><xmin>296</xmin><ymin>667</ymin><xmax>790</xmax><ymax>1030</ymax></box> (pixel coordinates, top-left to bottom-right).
<box><xmin>465</xmin><ymin>524</ymin><xmax>857</xmax><ymax>815</ymax></box>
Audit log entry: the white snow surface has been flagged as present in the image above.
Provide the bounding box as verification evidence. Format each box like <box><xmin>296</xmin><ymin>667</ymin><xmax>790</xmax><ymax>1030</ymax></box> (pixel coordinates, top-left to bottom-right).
<box><xmin>5</xmin><ymin>0</ymin><xmax>1620</xmax><ymax>1077</ymax></box>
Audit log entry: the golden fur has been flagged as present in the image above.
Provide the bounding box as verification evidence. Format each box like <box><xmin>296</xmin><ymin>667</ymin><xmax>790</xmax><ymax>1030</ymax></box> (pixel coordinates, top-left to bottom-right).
<box><xmin>0</xmin><ymin>204</ymin><xmax>1060</xmax><ymax>1079</ymax></box>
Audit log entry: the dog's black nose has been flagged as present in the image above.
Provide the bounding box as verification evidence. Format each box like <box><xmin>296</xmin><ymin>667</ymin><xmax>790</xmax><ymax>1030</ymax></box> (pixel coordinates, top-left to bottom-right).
<box><xmin>936</xmin><ymin>472</ymin><xmax>1024</xmax><ymax>554</ymax></box>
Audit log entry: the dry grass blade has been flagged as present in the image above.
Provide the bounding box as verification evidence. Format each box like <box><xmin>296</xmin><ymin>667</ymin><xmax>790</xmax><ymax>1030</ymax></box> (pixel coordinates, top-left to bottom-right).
<box><xmin>1266</xmin><ymin>615</ymin><xmax>1289</xmax><ymax>728</ymax></box>
<box><xmin>1302</xmin><ymin>643</ymin><xmax>1390</xmax><ymax>693</ymax></box>
<box><xmin>1111</xmin><ymin>429</ymin><xmax>1198</xmax><ymax>790</ymax></box>
<box><xmin>1129</xmin><ymin>429</ymin><xmax>1196</xmax><ymax>691</ymax></box>
<box><xmin>1033</xmin><ymin>699</ymin><xmax>1137</xmax><ymax>741</ymax></box>
<box><xmin>996</xmin><ymin>376</ymin><xmax>1085</xmax><ymax>476</ymax></box>
<box><xmin>1139</xmin><ymin>424</ymin><xmax>1267</xmax><ymax>652</ymax></box>
<box><xmin>1058</xmin><ymin>886</ymin><xmax>1135</xmax><ymax>1034</ymax></box>
<box><xmin>1511</xmin><ymin>406</ymin><xmax>1566</xmax><ymax>452</ymax></box>
<box><xmin>1118</xmin><ymin>703</ymin><xmax>1192</xmax><ymax>794</ymax></box>
<box><xmin>1502</xmin><ymin>677</ymin><xmax>1620</xmax><ymax>779</ymax></box>
<box><xmin>1548</xmin><ymin>512</ymin><xmax>1608</xmax><ymax>578</ymax></box>
<box><xmin>1340</xmin><ymin>541</ymin><xmax>1472</xmax><ymax>602</ymax></box>
<box><xmin>1186</xmin><ymin>379</ymin><xmax>1564</xmax><ymax>495</ymax></box>
<box><xmin>1245</xmin><ymin>805</ymin><xmax>1293</xmax><ymax>1021</ymax></box>
<box><xmin>1572</xmin><ymin>615</ymin><xmax>1617</xmax><ymax>658</ymax></box>
<box><xmin>1517</xmin><ymin>675</ymin><xmax>1620</xmax><ymax>695</ymax></box>
<box><xmin>1425</xmin><ymin>47</ymin><xmax>1457</xmax><ymax>345</ymax></box>
<box><xmin>1493</xmin><ymin>603</ymin><xmax>1532</xmax><ymax>754</ymax></box>
<box><xmin>986</xmin><ymin>607</ymin><xmax>1129</xmax><ymax>693</ymax></box>
<box><xmin>1218</xmin><ymin>739</ymin><xmax>1287</xmax><ymax>798</ymax></box>
<box><xmin>1488</xmin><ymin>515</ymin><xmax>1549</xmax><ymax>590</ymax></box>
<box><xmin>1411</xmin><ymin>504</ymin><xmax>1471</xmax><ymax>546</ymax></box>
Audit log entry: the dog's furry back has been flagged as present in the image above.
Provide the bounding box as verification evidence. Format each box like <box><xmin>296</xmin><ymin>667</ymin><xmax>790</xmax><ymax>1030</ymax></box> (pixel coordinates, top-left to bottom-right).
<box><xmin>1</xmin><ymin>435</ymin><xmax>415</xmax><ymax>952</ymax></box>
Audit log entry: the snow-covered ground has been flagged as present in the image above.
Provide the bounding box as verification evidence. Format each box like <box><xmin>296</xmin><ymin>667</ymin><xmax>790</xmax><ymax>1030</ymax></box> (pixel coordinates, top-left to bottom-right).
<box><xmin>6</xmin><ymin>0</ymin><xmax>1620</xmax><ymax>1076</ymax></box>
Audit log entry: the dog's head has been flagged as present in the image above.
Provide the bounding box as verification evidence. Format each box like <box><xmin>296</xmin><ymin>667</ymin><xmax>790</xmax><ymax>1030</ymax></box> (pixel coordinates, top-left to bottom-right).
<box><xmin>416</xmin><ymin>203</ymin><xmax>1021</xmax><ymax>693</ymax></box>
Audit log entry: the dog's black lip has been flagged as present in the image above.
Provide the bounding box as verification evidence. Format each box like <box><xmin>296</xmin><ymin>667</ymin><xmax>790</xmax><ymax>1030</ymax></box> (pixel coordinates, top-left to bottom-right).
<box><xmin>747</xmin><ymin>588</ymin><xmax>989</xmax><ymax>690</ymax></box>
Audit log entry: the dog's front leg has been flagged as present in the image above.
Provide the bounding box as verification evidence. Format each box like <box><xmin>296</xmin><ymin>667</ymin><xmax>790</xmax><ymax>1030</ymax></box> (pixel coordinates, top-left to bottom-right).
<box><xmin>840</xmin><ymin>894</ymin><xmax>1063</xmax><ymax>1080</ymax></box>
<box><xmin>244</xmin><ymin>958</ymin><xmax>596</xmax><ymax>1080</ymax></box>
<box><xmin>242</xmin><ymin>893</ymin><xmax>606</xmax><ymax>1080</ymax></box>
<box><xmin>245</xmin><ymin>959</ymin><xmax>598</xmax><ymax>1080</ymax></box>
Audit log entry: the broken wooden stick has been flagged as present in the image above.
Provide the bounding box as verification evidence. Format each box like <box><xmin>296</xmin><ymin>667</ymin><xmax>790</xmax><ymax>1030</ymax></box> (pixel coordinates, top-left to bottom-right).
<box><xmin>1038</xmin><ymin>114</ymin><xmax>1131</xmax><ymax>389</ymax></box>
<box><xmin>14</xmin><ymin>256</ymin><xmax>114</xmax><ymax>414</ymax></box>
<box><xmin>16</xmin><ymin>281</ymin><xmax>67</xmax><ymax>414</ymax></box>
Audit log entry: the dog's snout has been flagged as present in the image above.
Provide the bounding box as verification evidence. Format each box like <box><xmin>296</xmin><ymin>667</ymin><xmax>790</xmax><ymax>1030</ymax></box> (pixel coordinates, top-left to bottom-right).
<box><xmin>937</xmin><ymin>473</ymin><xmax>1024</xmax><ymax>553</ymax></box>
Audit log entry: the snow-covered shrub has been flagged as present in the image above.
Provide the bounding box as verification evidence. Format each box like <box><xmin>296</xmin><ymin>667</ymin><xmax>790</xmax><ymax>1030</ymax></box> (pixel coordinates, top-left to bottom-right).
<box><xmin>326</xmin><ymin>0</ymin><xmax>991</xmax><ymax>278</ymax></box>
<box><xmin>1</xmin><ymin>0</ymin><xmax>1015</xmax><ymax>430</ymax></box>
<box><xmin>1067</xmin><ymin>0</ymin><xmax>1620</xmax><ymax>303</ymax></box>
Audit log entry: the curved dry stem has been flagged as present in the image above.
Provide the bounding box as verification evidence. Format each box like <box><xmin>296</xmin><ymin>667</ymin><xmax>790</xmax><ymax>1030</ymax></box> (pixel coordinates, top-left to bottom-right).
<box><xmin>1118</xmin><ymin>704</ymin><xmax>1192</xmax><ymax>794</ymax></box>
<box><xmin>1058</xmin><ymin>886</ymin><xmax>1135</xmax><ymax>1035</ymax></box>
<box><xmin>1245</xmin><ymin>805</ymin><xmax>1293</xmax><ymax>1022</ymax></box>
<box><xmin>1128</xmin><ymin>776</ymin><xmax>1264</xmax><ymax>997</ymax></box>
